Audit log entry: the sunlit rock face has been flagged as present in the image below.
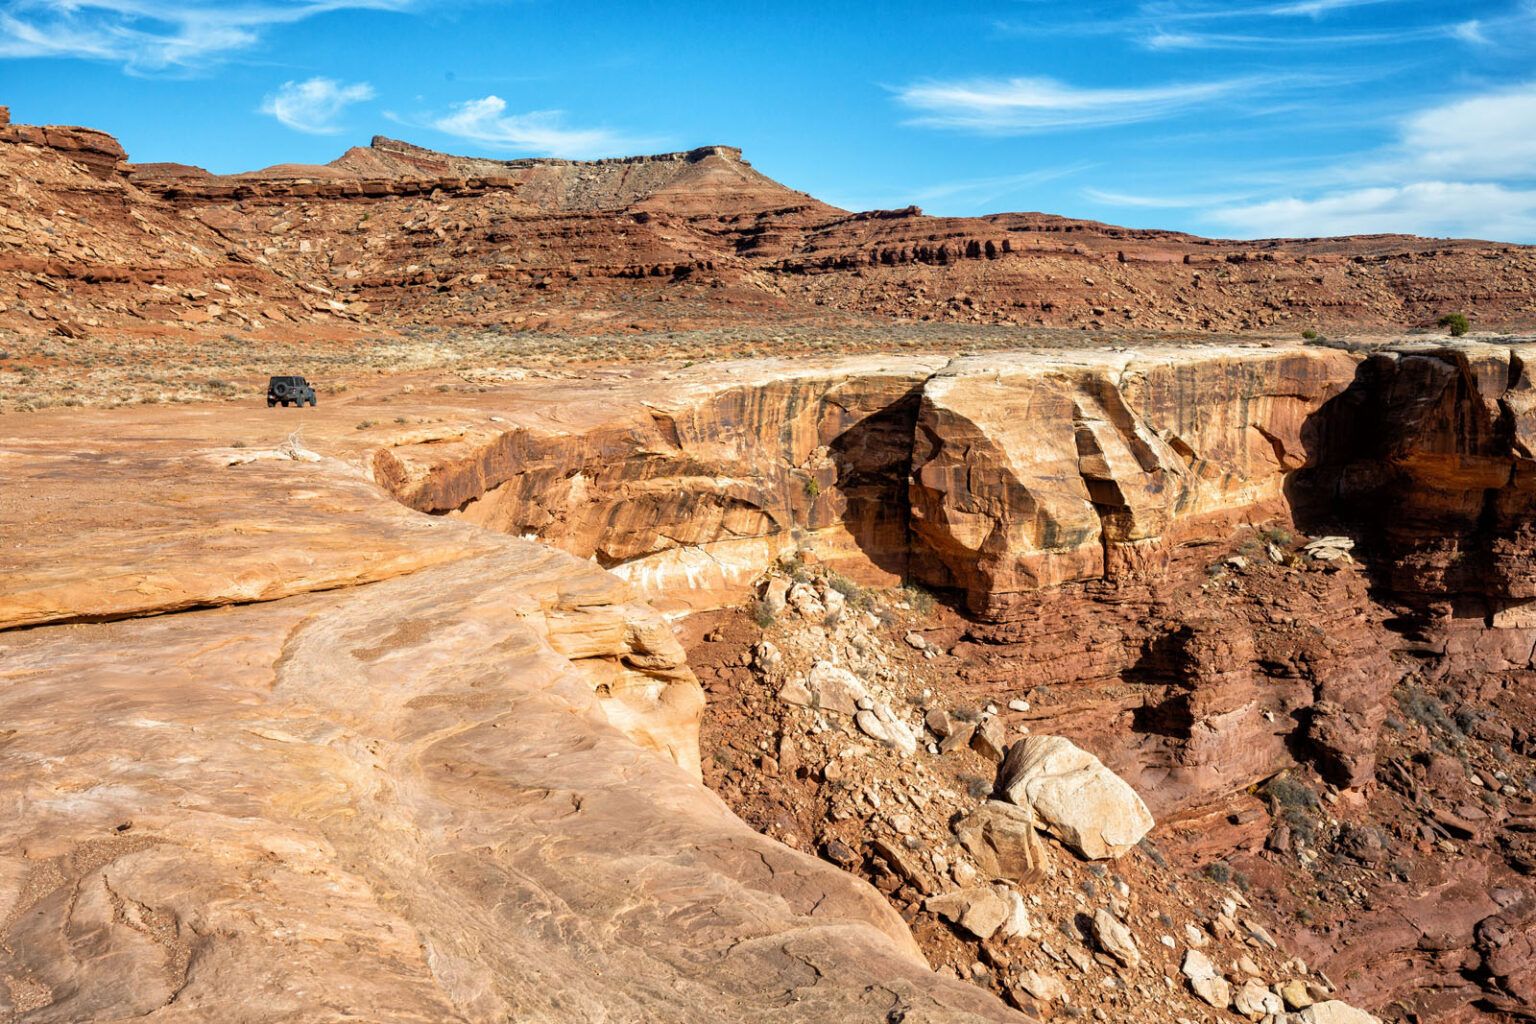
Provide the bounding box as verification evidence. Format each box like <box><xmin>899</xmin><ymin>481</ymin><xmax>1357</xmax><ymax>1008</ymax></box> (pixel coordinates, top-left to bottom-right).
<box><xmin>906</xmin><ymin>348</ymin><xmax>1360</xmax><ymax>618</ymax></box>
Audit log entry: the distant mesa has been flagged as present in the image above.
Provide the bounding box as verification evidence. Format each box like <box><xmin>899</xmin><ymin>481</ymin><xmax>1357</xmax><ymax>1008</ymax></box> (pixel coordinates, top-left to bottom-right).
<box><xmin>2</xmin><ymin>108</ymin><xmax>1534</xmax><ymax>337</ymax></box>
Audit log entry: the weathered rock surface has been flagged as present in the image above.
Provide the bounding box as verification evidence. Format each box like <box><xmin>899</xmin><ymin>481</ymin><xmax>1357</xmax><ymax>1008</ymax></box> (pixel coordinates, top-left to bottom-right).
<box><xmin>1088</xmin><ymin>907</ymin><xmax>1140</xmax><ymax>967</ymax></box>
<box><xmin>908</xmin><ymin>348</ymin><xmax>1360</xmax><ymax>617</ymax></box>
<box><xmin>995</xmin><ymin>736</ymin><xmax>1155</xmax><ymax>860</ymax></box>
<box><xmin>1295</xmin><ymin>1001</ymin><xmax>1383</xmax><ymax>1024</ymax></box>
<box><xmin>924</xmin><ymin>887</ymin><xmax>1012</xmax><ymax>941</ymax></box>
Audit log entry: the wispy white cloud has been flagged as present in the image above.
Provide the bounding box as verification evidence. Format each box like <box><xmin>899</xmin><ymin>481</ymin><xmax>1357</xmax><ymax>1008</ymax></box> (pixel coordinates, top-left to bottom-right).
<box><xmin>1132</xmin><ymin>82</ymin><xmax>1536</xmax><ymax>241</ymax></box>
<box><xmin>1083</xmin><ymin>187</ymin><xmax>1259</xmax><ymax>209</ymax></box>
<box><xmin>1004</xmin><ymin>1</ymin><xmax>1491</xmax><ymax>52</ymax></box>
<box><xmin>261</xmin><ymin>77</ymin><xmax>374</xmax><ymax>134</ymax></box>
<box><xmin>404</xmin><ymin>95</ymin><xmax>648</xmax><ymax>159</ymax></box>
<box><xmin>894</xmin><ymin>75</ymin><xmax>1269</xmax><ymax>133</ymax></box>
<box><xmin>1395</xmin><ymin>82</ymin><xmax>1536</xmax><ymax>179</ymax></box>
<box><xmin>1141</xmin><ymin>0</ymin><xmax>1406</xmax><ymax>17</ymax></box>
<box><xmin>0</xmin><ymin>0</ymin><xmax>412</xmax><ymax>73</ymax></box>
<box><xmin>906</xmin><ymin>165</ymin><xmax>1096</xmax><ymax>206</ymax></box>
<box><xmin>1143</xmin><ymin>22</ymin><xmax>1452</xmax><ymax>49</ymax></box>
<box><xmin>1450</xmin><ymin>18</ymin><xmax>1489</xmax><ymax>44</ymax></box>
<box><xmin>1207</xmin><ymin>181</ymin><xmax>1536</xmax><ymax>239</ymax></box>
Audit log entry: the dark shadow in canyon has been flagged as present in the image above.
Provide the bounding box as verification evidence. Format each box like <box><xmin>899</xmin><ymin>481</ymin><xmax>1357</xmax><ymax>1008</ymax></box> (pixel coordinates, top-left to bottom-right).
<box><xmin>1287</xmin><ymin>347</ymin><xmax>1532</xmax><ymax>633</ymax></box>
<box><xmin>825</xmin><ymin>382</ymin><xmax>928</xmax><ymax>583</ymax></box>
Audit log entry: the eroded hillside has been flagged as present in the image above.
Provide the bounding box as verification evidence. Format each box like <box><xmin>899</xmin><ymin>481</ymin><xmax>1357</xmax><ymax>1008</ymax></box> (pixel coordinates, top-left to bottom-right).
<box><xmin>4</xmin><ymin>106</ymin><xmax>1535</xmax><ymax>343</ymax></box>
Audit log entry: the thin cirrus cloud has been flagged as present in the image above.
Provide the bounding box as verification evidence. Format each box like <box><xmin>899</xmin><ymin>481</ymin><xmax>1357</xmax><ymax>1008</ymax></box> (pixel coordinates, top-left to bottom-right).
<box><xmin>894</xmin><ymin>75</ymin><xmax>1269</xmax><ymax>133</ymax></box>
<box><xmin>0</xmin><ymin>0</ymin><xmax>412</xmax><ymax>73</ymax></box>
<box><xmin>1143</xmin><ymin>23</ymin><xmax>1453</xmax><ymax>49</ymax></box>
<box><xmin>406</xmin><ymin>95</ymin><xmax>649</xmax><ymax>159</ymax></box>
<box><xmin>1003</xmin><ymin>1</ymin><xmax>1492</xmax><ymax>52</ymax></box>
<box><xmin>261</xmin><ymin>77</ymin><xmax>375</xmax><ymax>135</ymax></box>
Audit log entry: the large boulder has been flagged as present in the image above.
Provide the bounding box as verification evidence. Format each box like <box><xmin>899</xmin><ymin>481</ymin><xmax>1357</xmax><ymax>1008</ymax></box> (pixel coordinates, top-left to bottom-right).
<box><xmin>994</xmin><ymin>735</ymin><xmax>1154</xmax><ymax>859</ymax></box>
<box><xmin>1182</xmin><ymin>949</ymin><xmax>1232</xmax><ymax>1009</ymax></box>
<box><xmin>1089</xmin><ymin>908</ymin><xmax>1139</xmax><ymax>968</ymax></box>
<box><xmin>924</xmin><ymin>886</ymin><xmax>1011</xmax><ymax>941</ymax></box>
<box><xmin>953</xmin><ymin>800</ymin><xmax>1050</xmax><ymax>884</ymax></box>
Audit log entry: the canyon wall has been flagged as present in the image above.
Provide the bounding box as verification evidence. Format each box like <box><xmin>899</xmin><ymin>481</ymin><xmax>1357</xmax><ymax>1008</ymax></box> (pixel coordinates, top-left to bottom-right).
<box><xmin>374</xmin><ymin>343</ymin><xmax>1536</xmax><ymax>821</ymax></box>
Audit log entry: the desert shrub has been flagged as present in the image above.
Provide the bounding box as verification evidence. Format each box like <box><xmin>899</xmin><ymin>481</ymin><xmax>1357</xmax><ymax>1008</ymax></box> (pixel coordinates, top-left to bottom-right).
<box><xmin>1258</xmin><ymin>524</ymin><xmax>1294</xmax><ymax>547</ymax></box>
<box><xmin>1398</xmin><ymin>684</ymin><xmax>1461</xmax><ymax>738</ymax></box>
<box><xmin>826</xmin><ymin>571</ymin><xmax>873</xmax><ymax>610</ymax></box>
<box><xmin>1138</xmin><ymin>837</ymin><xmax>1169</xmax><ymax>868</ymax></box>
<box><xmin>1202</xmin><ymin>861</ymin><xmax>1232</xmax><ymax>884</ymax></box>
<box><xmin>1439</xmin><ymin>312</ymin><xmax>1470</xmax><ymax>337</ymax></box>
<box><xmin>1264</xmin><ymin>776</ymin><xmax>1319</xmax><ymax>811</ymax></box>
<box><xmin>1301</xmin><ymin>329</ymin><xmax>1319</xmax><ymax>340</ymax></box>
<box><xmin>751</xmin><ymin>598</ymin><xmax>777</xmax><ymax>628</ymax></box>
<box><xmin>959</xmin><ymin>773</ymin><xmax>991</xmax><ymax>799</ymax></box>
<box><xmin>1262</xmin><ymin>775</ymin><xmax>1320</xmax><ymax>843</ymax></box>
<box><xmin>901</xmin><ymin>583</ymin><xmax>936</xmax><ymax>615</ymax></box>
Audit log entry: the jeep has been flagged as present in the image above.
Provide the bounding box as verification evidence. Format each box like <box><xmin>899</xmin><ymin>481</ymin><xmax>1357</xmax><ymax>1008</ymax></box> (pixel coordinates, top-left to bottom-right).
<box><xmin>267</xmin><ymin>375</ymin><xmax>317</xmax><ymax>408</ymax></box>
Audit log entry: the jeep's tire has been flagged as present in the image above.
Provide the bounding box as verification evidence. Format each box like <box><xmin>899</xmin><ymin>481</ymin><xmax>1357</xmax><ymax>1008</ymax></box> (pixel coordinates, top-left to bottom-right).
<box><xmin>307</xmin><ymin>395</ymin><xmax>317</xmax><ymax>407</ymax></box>
<box><xmin>272</xmin><ymin>381</ymin><xmax>292</xmax><ymax>399</ymax></box>
<box><xmin>267</xmin><ymin>399</ymin><xmax>276</xmax><ymax>407</ymax></box>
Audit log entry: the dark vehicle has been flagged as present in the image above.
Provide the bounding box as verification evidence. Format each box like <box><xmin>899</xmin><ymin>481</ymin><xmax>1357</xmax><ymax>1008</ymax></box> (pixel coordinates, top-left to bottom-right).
<box><xmin>267</xmin><ymin>375</ymin><xmax>317</xmax><ymax>408</ymax></box>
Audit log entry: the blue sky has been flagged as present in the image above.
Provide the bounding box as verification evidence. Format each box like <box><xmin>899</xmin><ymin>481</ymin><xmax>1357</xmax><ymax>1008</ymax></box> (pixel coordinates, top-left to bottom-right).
<box><xmin>3</xmin><ymin>0</ymin><xmax>1536</xmax><ymax>241</ymax></box>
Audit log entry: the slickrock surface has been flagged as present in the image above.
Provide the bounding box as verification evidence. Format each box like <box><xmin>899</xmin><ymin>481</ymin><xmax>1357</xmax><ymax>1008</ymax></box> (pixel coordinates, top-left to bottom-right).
<box><xmin>2</xmin><ymin>112</ymin><xmax>1534</xmax><ymax>342</ymax></box>
<box><xmin>0</xmin><ymin>404</ymin><xmax>1020</xmax><ymax>1023</ymax></box>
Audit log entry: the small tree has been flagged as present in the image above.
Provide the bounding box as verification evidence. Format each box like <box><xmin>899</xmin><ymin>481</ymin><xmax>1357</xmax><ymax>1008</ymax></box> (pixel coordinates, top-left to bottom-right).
<box><xmin>1439</xmin><ymin>313</ymin><xmax>1470</xmax><ymax>337</ymax></box>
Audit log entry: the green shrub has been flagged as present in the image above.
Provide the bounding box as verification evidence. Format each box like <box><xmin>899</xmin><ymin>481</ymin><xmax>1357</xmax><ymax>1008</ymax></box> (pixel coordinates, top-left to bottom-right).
<box><xmin>751</xmin><ymin>598</ymin><xmax>777</xmax><ymax>628</ymax></box>
<box><xmin>1301</xmin><ymin>329</ymin><xmax>1319</xmax><ymax>340</ymax></box>
<box><xmin>1439</xmin><ymin>312</ymin><xmax>1470</xmax><ymax>337</ymax></box>
<box><xmin>901</xmin><ymin>583</ymin><xmax>936</xmax><ymax>615</ymax></box>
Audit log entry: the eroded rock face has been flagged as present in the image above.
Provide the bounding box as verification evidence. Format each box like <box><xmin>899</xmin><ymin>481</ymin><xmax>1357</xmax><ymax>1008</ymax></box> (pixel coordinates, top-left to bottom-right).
<box><xmin>1292</xmin><ymin>344</ymin><xmax>1536</xmax><ymax>621</ymax></box>
<box><xmin>364</xmin><ymin>348</ymin><xmax>1397</xmax><ymax>815</ymax></box>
